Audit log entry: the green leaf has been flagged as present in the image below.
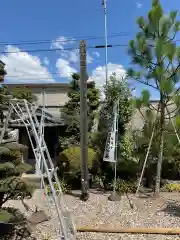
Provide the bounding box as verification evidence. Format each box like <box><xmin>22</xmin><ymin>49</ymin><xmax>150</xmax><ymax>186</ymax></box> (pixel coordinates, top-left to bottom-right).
<box><xmin>0</xmin><ymin>162</ymin><xmax>15</xmax><ymax>172</ymax></box>
<box><xmin>141</xmin><ymin>89</ymin><xmax>150</xmax><ymax>105</ymax></box>
<box><xmin>173</xmin><ymin>95</ymin><xmax>180</xmax><ymax>106</ymax></box>
<box><xmin>174</xmin><ymin>21</ymin><xmax>180</xmax><ymax>32</ymax></box>
<box><xmin>16</xmin><ymin>163</ymin><xmax>32</xmax><ymax>174</ymax></box>
<box><xmin>175</xmin><ymin>116</ymin><xmax>180</xmax><ymax>127</ymax></box>
<box><xmin>0</xmin><ymin>146</ymin><xmax>11</xmax><ymax>155</ymax></box>
<box><xmin>164</xmin><ymin>42</ymin><xmax>176</xmax><ymax>61</ymax></box>
<box><xmin>160</xmin><ymin>79</ymin><xmax>174</xmax><ymax>94</ymax></box>
<box><xmin>155</xmin><ymin>39</ymin><xmax>164</xmax><ymax>58</ymax></box>
<box><xmin>137</xmin><ymin>16</ymin><xmax>146</xmax><ymax>29</ymax></box>
<box><xmin>0</xmin><ymin>209</ymin><xmax>13</xmax><ymax>223</ymax></box>
<box><xmin>152</xmin><ymin>0</ymin><xmax>159</xmax><ymax>6</ymax></box>
<box><xmin>169</xmin><ymin>11</ymin><xmax>178</xmax><ymax>23</ymax></box>
<box><xmin>4</xmin><ymin>142</ymin><xmax>27</xmax><ymax>152</ymax></box>
<box><xmin>134</xmin><ymin>98</ymin><xmax>142</xmax><ymax>109</ymax></box>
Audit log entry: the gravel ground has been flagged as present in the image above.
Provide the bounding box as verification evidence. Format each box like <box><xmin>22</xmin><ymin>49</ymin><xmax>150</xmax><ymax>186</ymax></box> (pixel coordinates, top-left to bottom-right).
<box><xmin>4</xmin><ymin>189</ymin><xmax>180</xmax><ymax>240</ymax></box>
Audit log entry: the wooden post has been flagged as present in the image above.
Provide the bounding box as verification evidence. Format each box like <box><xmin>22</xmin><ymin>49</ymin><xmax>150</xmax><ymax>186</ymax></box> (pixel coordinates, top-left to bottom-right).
<box><xmin>79</xmin><ymin>40</ymin><xmax>89</xmax><ymax>200</ymax></box>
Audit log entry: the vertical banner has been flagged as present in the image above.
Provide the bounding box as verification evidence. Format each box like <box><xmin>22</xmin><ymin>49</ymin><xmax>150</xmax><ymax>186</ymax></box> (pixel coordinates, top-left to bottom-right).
<box><xmin>103</xmin><ymin>103</ymin><xmax>117</xmax><ymax>163</ymax></box>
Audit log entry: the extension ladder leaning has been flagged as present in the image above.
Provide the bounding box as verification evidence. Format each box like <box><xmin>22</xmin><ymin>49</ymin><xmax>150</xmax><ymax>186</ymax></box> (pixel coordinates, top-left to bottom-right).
<box><xmin>0</xmin><ymin>95</ymin><xmax>76</xmax><ymax>240</ymax></box>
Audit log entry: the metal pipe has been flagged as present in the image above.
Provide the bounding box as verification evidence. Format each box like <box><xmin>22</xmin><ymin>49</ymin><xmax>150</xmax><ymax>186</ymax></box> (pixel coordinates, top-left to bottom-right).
<box><xmin>77</xmin><ymin>226</ymin><xmax>180</xmax><ymax>235</ymax></box>
<box><xmin>102</xmin><ymin>0</ymin><xmax>108</xmax><ymax>85</ymax></box>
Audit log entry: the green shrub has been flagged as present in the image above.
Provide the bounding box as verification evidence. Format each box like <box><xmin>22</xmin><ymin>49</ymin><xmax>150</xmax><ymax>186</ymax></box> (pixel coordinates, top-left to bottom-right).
<box><xmin>108</xmin><ymin>179</ymin><xmax>136</xmax><ymax>194</ymax></box>
<box><xmin>162</xmin><ymin>183</ymin><xmax>180</xmax><ymax>192</ymax></box>
<box><xmin>58</xmin><ymin>146</ymin><xmax>98</xmax><ymax>173</ymax></box>
<box><xmin>46</xmin><ymin>180</ymin><xmax>71</xmax><ymax>195</ymax></box>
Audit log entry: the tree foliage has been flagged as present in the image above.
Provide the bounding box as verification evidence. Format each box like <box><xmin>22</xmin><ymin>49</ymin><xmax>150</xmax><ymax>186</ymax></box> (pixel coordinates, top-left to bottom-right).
<box><xmin>92</xmin><ymin>74</ymin><xmax>134</xmax><ymax>187</ymax></box>
<box><xmin>0</xmin><ymin>144</ymin><xmax>34</xmax><ymax>222</ymax></box>
<box><xmin>134</xmin><ymin>112</ymin><xmax>180</xmax><ymax>187</ymax></box>
<box><xmin>0</xmin><ymin>85</ymin><xmax>37</xmax><ymax>103</ymax></box>
<box><xmin>58</xmin><ymin>146</ymin><xmax>98</xmax><ymax>173</ymax></box>
<box><xmin>60</xmin><ymin>73</ymin><xmax>100</xmax><ymax>148</ymax></box>
<box><xmin>0</xmin><ymin>63</ymin><xmax>7</xmax><ymax>76</ymax></box>
<box><xmin>94</xmin><ymin>74</ymin><xmax>133</xmax><ymax>157</ymax></box>
<box><xmin>11</xmin><ymin>86</ymin><xmax>37</xmax><ymax>103</ymax></box>
<box><xmin>128</xmin><ymin>0</ymin><xmax>180</xmax><ymax>195</ymax></box>
<box><xmin>0</xmin><ymin>85</ymin><xmax>36</xmax><ymax>223</ymax></box>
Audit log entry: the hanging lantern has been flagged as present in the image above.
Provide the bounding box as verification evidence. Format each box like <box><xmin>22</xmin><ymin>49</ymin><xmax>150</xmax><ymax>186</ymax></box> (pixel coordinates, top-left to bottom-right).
<box><xmin>0</xmin><ymin>61</ymin><xmax>6</xmax><ymax>83</ymax></box>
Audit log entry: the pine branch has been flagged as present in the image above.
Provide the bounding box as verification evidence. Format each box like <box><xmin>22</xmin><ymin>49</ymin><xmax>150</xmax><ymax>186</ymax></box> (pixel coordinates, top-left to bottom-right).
<box><xmin>131</xmin><ymin>76</ymin><xmax>158</xmax><ymax>90</ymax></box>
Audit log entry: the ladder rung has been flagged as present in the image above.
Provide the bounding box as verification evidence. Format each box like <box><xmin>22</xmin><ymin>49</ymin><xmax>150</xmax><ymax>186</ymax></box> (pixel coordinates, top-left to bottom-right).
<box><xmin>34</xmin><ymin>146</ymin><xmax>46</xmax><ymax>152</ymax></box>
<box><xmin>10</xmin><ymin>119</ymin><xmax>23</xmax><ymax>123</ymax></box>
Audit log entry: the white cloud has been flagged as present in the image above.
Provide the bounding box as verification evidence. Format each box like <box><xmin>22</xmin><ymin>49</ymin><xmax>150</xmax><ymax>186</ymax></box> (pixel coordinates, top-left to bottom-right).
<box><xmin>90</xmin><ymin>63</ymin><xmax>126</xmax><ymax>89</ymax></box>
<box><xmin>51</xmin><ymin>36</ymin><xmax>74</xmax><ymax>50</ymax></box>
<box><xmin>89</xmin><ymin>63</ymin><xmax>126</xmax><ymax>99</ymax></box>
<box><xmin>136</xmin><ymin>2</ymin><xmax>143</xmax><ymax>8</ymax></box>
<box><xmin>1</xmin><ymin>45</ymin><xmax>55</xmax><ymax>83</ymax></box>
<box><xmin>68</xmin><ymin>49</ymin><xmax>79</xmax><ymax>63</ymax></box>
<box><xmin>56</xmin><ymin>58</ymin><xmax>77</xmax><ymax>78</ymax></box>
<box><xmin>52</xmin><ymin>36</ymin><xmax>94</xmax><ymax>65</ymax></box>
<box><xmin>43</xmin><ymin>57</ymin><xmax>49</xmax><ymax>66</ymax></box>
<box><xmin>92</xmin><ymin>52</ymin><xmax>100</xmax><ymax>58</ymax></box>
<box><xmin>68</xmin><ymin>50</ymin><xmax>93</xmax><ymax>64</ymax></box>
<box><xmin>87</xmin><ymin>52</ymin><xmax>93</xmax><ymax>64</ymax></box>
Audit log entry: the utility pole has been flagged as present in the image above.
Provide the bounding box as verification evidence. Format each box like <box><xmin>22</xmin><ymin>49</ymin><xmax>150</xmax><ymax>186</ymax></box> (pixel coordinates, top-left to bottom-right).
<box><xmin>102</xmin><ymin>0</ymin><xmax>108</xmax><ymax>85</ymax></box>
<box><xmin>79</xmin><ymin>40</ymin><xmax>89</xmax><ymax>201</ymax></box>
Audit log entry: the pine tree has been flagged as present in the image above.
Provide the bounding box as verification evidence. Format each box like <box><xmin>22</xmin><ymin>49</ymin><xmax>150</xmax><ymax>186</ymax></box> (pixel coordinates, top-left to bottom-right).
<box><xmin>0</xmin><ymin>143</ymin><xmax>33</xmax><ymax>222</ymax></box>
<box><xmin>61</xmin><ymin>73</ymin><xmax>100</xmax><ymax>148</ymax></box>
<box><xmin>0</xmin><ymin>86</ymin><xmax>35</xmax><ymax>222</ymax></box>
<box><xmin>128</xmin><ymin>0</ymin><xmax>180</xmax><ymax>196</ymax></box>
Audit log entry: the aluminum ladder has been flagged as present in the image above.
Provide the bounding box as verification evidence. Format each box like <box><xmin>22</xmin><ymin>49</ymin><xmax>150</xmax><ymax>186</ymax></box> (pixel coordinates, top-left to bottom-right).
<box><xmin>1</xmin><ymin>97</ymin><xmax>76</xmax><ymax>240</ymax></box>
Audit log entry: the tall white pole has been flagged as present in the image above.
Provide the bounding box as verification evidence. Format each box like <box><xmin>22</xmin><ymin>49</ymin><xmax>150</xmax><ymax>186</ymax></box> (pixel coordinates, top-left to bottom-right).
<box><xmin>102</xmin><ymin>0</ymin><xmax>108</xmax><ymax>85</ymax></box>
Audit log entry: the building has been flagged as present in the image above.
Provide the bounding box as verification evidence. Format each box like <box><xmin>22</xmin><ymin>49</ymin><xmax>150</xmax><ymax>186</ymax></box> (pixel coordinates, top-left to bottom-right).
<box><xmin>2</xmin><ymin>83</ymin><xmax>70</xmax><ymax>173</ymax></box>
<box><xmin>4</xmin><ymin>83</ymin><xmax>70</xmax><ymax>119</ymax></box>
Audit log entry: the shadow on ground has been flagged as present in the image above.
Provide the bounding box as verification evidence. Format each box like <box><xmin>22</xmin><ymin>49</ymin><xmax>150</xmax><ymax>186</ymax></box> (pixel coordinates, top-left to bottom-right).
<box><xmin>0</xmin><ymin>223</ymin><xmax>36</xmax><ymax>240</ymax></box>
<box><xmin>66</xmin><ymin>191</ymin><xmax>81</xmax><ymax>198</ymax></box>
<box><xmin>66</xmin><ymin>188</ymin><xmax>107</xmax><ymax>198</ymax></box>
<box><xmin>161</xmin><ymin>203</ymin><xmax>180</xmax><ymax>217</ymax></box>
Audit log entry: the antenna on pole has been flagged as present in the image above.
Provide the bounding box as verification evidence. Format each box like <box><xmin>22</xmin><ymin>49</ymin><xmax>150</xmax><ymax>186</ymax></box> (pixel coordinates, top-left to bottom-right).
<box><xmin>102</xmin><ymin>0</ymin><xmax>108</xmax><ymax>86</ymax></box>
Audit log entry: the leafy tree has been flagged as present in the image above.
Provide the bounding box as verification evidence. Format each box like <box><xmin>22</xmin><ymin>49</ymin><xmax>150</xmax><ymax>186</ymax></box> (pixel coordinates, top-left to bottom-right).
<box><xmin>61</xmin><ymin>73</ymin><xmax>100</xmax><ymax>148</ymax></box>
<box><xmin>94</xmin><ymin>74</ymin><xmax>134</xmax><ymax>186</ymax></box>
<box><xmin>0</xmin><ymin>85</ymin><xmax>37</xmax><ymax>124</ymax></box>
<box><xmin>134</xmin><ymin>109</ymin><xmax>180</xmax><ymax>187</ymax></box>
<box><xmin>11</xmin><ymin>86</ymin><xmax>37</xmax><ymax>103</ymax></box>
<box><xmin>128</xmin><ymin>0</ymin><xmax>180</xmax><ymax>196</ymax></box>
<box><xmin>94</xmin><ymin>74</ymin><xmax>133</xmax><ymax>157</ymax></box>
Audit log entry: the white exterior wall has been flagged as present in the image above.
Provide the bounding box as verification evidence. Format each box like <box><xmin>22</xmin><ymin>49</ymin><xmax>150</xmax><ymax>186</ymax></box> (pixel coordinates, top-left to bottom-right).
<box><xmin>33</xmin><ymin>88</ymin><xmax>69</xmax><ymax>118</ymax></box>
<box><xmin>5</xmin><ymin>84</ymin><xmax>70</xmax><ymax>119</ymax></box>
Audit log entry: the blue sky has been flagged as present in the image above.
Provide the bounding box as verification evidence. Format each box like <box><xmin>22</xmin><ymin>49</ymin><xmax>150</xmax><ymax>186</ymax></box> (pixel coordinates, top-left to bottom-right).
<box><xmin>0</xmin><ymin>0</ymin><xmax>180</xmax><ymax>99</ymax></box>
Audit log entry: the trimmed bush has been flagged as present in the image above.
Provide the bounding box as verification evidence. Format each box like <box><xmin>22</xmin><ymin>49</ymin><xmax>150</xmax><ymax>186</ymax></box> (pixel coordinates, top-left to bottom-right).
<box><xmin>108</xmin><ymin>179</ymin><xmax>136</xmax><ymax>194</ymax></box>
<box><xmin>57</xmin><ymin>146</ymin><xmax>98</xmax><ymax>189</ymax></box>
<box><xmin>46</xmin><ymin>181</ymin><xmax>71</xmax><ymax>195</ymax></box>
<box><xmin>162</xmin><ymin>183</ymin><xmax>180</xmax><ymax>192</ymax></box>
<box><xmin>58</xmin><ymin>146</ymin><xmax>98</xmax><ymax>173</ymax></box>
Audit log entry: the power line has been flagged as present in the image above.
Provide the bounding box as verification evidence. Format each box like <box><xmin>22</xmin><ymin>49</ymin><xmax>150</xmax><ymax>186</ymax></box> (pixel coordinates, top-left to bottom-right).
<box><xmin>2</xmin><ymin>38</ymin><xmax>180</xmax><ymax>55</ymax></box>
<box><xmin>0</xmin><ymin>32</ymin><xmax>129</xmax><ymax>47</ymax></box>
<box><xmin>5</xmin><ymin>68</ymin><xmax>126</xmax><ymax>79</ymax></box>
<box><xmin>0</xmin><ymin>43</ymin><xmax>129</xmax><ymax>55</ymax></box>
